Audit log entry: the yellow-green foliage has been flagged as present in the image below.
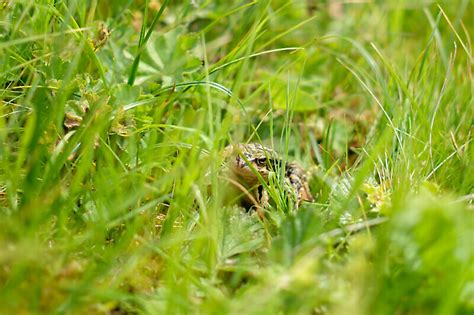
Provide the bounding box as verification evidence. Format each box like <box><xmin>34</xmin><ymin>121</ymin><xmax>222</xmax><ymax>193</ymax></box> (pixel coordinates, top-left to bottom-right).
<box><xmin>0</xmin><ymin>1</ymin><xmax>472</xmax><ymax>314</ymax></box>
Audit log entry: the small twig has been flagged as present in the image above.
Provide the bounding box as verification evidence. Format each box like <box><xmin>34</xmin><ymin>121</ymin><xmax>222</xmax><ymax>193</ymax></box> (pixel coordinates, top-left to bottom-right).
<box><xmin>218</xmin><ymin>176</ymin><xmax>259</xmax><ymax>208</ymax></box>
<box><xmin>218</xmin><ymin>175</ymin><xmax>265</xmax><ymax>218</ymax></box>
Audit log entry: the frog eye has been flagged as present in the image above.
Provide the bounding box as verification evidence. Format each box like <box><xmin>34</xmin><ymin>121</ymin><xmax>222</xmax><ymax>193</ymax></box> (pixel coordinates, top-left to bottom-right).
<box><xmin>255</xmin><ymin>158</ymin><xmax>267</xmax><ymax>166</ymax></box>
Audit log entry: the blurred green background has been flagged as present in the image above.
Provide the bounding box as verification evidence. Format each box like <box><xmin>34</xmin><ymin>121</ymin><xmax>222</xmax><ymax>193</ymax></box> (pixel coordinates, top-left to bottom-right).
<box><xmin>0</xmin><ymin>0</ymin><xmax>472</xmax><ymax>314</ymax></box>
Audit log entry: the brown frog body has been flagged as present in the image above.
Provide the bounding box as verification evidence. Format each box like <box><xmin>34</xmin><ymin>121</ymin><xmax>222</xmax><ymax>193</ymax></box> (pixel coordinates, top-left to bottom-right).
<box><xmin>223</xmin><ymin>143</ymin><xmax>313</xmax><ymax>209</ymax></box>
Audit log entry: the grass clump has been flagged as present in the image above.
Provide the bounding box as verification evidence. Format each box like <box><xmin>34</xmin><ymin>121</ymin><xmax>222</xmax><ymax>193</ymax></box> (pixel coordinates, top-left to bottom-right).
<box><xmin>0</xmin><ymin>1</ymin><xmax>472</xmax><ymax>314</ymax></box>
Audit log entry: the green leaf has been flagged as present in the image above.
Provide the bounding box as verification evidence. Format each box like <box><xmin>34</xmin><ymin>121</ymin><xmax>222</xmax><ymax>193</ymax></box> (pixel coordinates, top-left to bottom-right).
<box><xmin>137</xmin><ymin>27</ymin><xmax>202</xmax><ymax>85</ymax></box>
<box><xmin>110</xmin><ymin>83</ymin><xmax>142</xmax><ymax>108</ymax></box>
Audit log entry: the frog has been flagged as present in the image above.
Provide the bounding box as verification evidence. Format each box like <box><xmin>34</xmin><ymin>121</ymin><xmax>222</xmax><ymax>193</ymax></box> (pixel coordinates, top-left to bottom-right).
<box><xmin>223</xmin><ymin>143</ymin><xmax>313</xmax><ymax>210</ymax></box>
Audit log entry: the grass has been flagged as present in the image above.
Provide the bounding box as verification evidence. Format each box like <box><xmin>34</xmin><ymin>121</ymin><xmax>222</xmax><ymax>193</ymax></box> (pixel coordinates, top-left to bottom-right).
<box><xmin>0</xmin><ymin>0</ymin><xmax>473</xmax><ymax>314</ymax></box>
